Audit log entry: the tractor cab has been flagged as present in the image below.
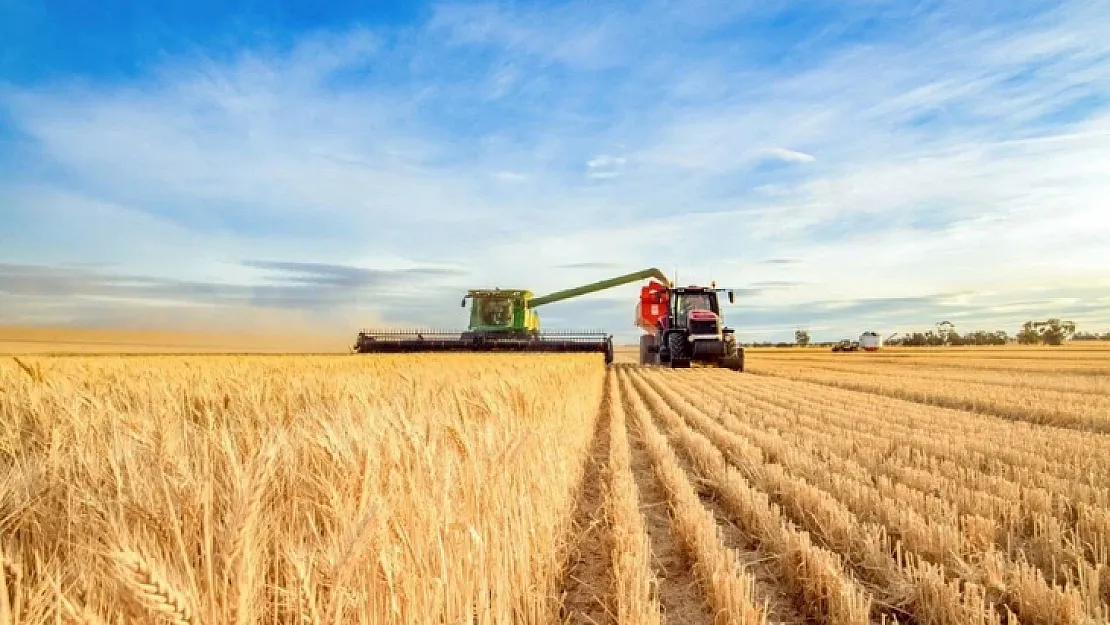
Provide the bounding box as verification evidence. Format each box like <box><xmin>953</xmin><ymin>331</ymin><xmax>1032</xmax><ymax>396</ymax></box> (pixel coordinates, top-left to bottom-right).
<box><xmin>674</xmin><ymin>289</ymin><xmax>718</xmax><ymax>317</ymax></box>
<box><xmin>666</xmin><ymin>286</ymin><xmax>734</xmax><ymax>335</ymax></box>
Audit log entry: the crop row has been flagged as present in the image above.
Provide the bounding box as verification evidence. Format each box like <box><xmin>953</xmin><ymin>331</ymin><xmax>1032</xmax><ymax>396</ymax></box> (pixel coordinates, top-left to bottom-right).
<box><xmin>748</xmin><ymin>361</ymin><xmax>1110</xmax><ymax>433</ymax></box>
<box><xmin>725</xmin><ymin>371</ymin><xmax>1110</xmax><ymax>493</ymax></box>
<box><xmin>677</xmin><ymin>371</ymin><xmax>1110</xmax><ymax>568</ymax></box>
<box><xmin>755</xmin><ymin>360</ymin><xmax>1110</xmax><ymax>396</ymax></box>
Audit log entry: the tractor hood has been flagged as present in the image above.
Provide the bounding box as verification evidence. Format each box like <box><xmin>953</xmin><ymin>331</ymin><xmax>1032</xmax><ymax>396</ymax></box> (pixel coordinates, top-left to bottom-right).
<box><xmin>688</xmin><ymin>309</ymin><xmax>718</xmax><ymax>321</ymax></box>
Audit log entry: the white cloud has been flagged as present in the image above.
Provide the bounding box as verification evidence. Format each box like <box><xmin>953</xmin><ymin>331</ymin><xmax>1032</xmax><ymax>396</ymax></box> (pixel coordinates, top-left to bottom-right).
<box><xmin>3</xmin><ymin>0</ymin><xmax>1110</xmax><ymax>341</ymax></box>
<box><xmin>587</xmin><ymin>155</ymin><xmax>626</xmax><ymax>168</ymax></box>
<box><xmin>764</xmin><ymin>148</ymin><xmax>816</xmax><ymax>163</ymax></box>
<box><xmin>585</xmin><ymin>154</ymin><xmax>627</xmax><ymax>178</ymax></box>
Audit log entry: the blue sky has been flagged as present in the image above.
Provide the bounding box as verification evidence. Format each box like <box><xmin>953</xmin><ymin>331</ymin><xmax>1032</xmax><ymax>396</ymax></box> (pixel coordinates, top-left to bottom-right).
<box><xmin>2</xmin><ymin>0</ymin><xmax>1109</xmax><ymax>343</ymax></box>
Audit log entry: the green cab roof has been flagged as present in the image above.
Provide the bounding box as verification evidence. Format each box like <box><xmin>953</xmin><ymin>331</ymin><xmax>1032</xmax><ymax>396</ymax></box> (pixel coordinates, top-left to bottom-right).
<box><xmin>466</xmin><ymin>288</ymin><xmax>534</xmax><ymax>298</ymax></box>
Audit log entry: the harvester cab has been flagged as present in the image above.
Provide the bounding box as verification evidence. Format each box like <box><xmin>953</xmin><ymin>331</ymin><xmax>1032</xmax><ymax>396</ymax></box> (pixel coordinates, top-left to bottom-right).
<box><xmin>636</xmin><ymin>281</ymin><xmax>744</xmax><ymax>371</ymax></box>
<box><xmin>459</xmin><ymin>289</ymin><xmax>536</xmax><ymax>335</ymax></box>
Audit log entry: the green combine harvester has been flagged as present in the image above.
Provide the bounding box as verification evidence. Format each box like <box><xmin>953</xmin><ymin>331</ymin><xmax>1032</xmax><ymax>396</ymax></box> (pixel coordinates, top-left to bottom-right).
<box><xmin>352</xmin><ymin>268</ymin><xmax>669</xmax><ymax>364</ymax></box>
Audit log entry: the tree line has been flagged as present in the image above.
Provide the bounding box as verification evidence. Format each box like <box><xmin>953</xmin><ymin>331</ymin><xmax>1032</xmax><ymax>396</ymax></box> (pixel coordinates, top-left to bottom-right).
<box><xmin>779</xmin><ymin>319</ymin><xmax>1108</xmax><ymax>348</ymax></box>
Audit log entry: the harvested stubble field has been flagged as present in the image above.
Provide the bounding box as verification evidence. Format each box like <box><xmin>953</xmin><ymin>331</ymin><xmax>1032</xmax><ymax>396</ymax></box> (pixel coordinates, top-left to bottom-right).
<box><xmin>2</xmin><ymin>347</ymin><xmax>1109</xmax><ymax>625</ymax></box>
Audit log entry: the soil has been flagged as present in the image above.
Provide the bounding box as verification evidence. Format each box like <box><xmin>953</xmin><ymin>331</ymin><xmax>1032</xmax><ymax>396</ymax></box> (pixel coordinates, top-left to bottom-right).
<box><xmin>560</xmin><ymin>380</ymin><xmax>616</xmax><ymax>625</ymax></box>
<box><xmin>626</xmin><ymin>409</ymin><xmax>716</xmax><ymax>625</ymax></box>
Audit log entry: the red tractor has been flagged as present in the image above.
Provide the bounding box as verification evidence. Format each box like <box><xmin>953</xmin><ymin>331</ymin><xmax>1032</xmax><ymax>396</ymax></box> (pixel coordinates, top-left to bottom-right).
<box><xmin>635</xmin><ymin>280</ymin><xmax>745</xmax><ymax>371</ymax></box>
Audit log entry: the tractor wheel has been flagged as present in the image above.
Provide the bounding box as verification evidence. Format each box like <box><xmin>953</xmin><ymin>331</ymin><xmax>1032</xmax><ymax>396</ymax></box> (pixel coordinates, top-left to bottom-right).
<box><xmin>667</xmin><ymin>332</ymin><xmax>690</xmax><ymax>368</ymax></box>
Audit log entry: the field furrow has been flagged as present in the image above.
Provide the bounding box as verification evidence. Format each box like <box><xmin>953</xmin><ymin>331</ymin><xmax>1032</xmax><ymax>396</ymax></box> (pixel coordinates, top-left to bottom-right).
<box><xmin>618</xmin><ymin>368</ymin><xmax>811</xmax><ymax>625</ymax></box>
<box><xmin>628</xmin><ymin>367</ymin><xmax>1018</xmax><ymax>625</ymax></box>
<box><xmin>736</xmin><ymin>373</ymin><xmax>1110</xmax><ymax>480</ymax></box>
<box><xmin>704</xmin><ymin>370</ymin><xmax>1110</xmax><ymax>502</ymax></box>
<box><xmin>756</xmin><ymin>361</ymin><xmax>1110</xmax><ymax>396</ymax></box>
<box><xmin>624</xmin><ymin>368</ymin><xmax>891</xmax><ymax>624</ymax></box>
<box><xmin>560</xmin><ymin>371</ymin><xmax>617</xmax><ymax>625</ymax></box>
<box><xmin>754</xmin><ymin>352</ymin><xmax>1110</xmax><ymax>376</ymax></box>
<box><xmin>634</xmin><ymin>367</ymin><xmax>1106</xmax><ymax>625</ymax></box>
<box><xmin>749</xmin><ymin>362</ymin><xmax>1110</xmax><ymax>433</ymax></box>
<box><xmin>617</xmin><ymin>368</ymin><xmax>769</xmax><ymax>625</ymax></box>
<box><xmin>669</xmin><ymin>372</ymin><xmax>1107</xmax><ymax>568</ymax></box>
<box><xmin>605</xmin><ymin>367</ymin><xmax>663</xmax><ymax>625</ymax></box>
<box><xmin>710</xmin><ymin>373</ymin><xmax>1110</xmax><ymax>573</ymax></box>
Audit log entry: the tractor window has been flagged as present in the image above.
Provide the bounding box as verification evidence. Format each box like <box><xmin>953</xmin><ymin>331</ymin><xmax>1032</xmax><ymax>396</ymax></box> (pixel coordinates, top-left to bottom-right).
<box><xmin>678</xmin><ymin>293</ymin><xmax>713</xmax><ymax>314</ymax></box>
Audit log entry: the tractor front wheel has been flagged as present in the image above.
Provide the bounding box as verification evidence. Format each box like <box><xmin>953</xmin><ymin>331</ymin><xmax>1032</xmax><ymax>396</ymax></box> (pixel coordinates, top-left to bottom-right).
<box><xmin>667</xmin><ymin>332</ymin><xmax>690</xmax><ymax>368</ymax></box>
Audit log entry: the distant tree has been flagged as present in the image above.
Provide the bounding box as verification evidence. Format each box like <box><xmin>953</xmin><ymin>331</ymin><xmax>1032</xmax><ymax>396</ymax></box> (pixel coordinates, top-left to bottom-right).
<box><xmin>960</xmin><ymin>330</ymin><xmax>1008</xmax><ymax>346</ymax></box>
<box><xmin>1037</xmin><ymin>318</ymin><xmax>1076</xmax><ymax>346</ymax></box>
<box><xmin>936</xmin><ymin>321</ymin><xmax>958</xmax><ymax>345</ymax></box>
<box><xmin>894</xmin><ymin>327</ymin><xmax>1008</xmax><ymax>347</ymax></box>
<box><xmin>1017</xmin><ymin>319</ymin><xmax>1077</xmax><ymax>345</ymax></box>
<box><xmin>1017</xmin><ymin>321</ymin><xmax>1040</xmax><ymax>345</ymax></box>
<box><xmin>794</xmin><ymin>329</ymin><xmax>811</xmax><ymax>347</ymax></box>
<box><xmin>900</xmin><ymin>332</ymin><xmax>929</xmax><ymax>347</ymax></box>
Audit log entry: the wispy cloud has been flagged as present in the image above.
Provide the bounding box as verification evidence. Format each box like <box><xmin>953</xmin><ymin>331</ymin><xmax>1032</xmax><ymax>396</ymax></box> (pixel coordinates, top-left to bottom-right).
<box><xmin>585</xmin><ymin>154</ymin><xmax>627</xmax><ymax>179</ymax></box>
<box><xmin>764</xmin><ymin>148</ymin><xmax>816</xmax><ymax>163</ymax></box>
<box><xmin>2</xmin><ymin>0</ymin><xmax>1110</xmax><ymax>342</ymax></box>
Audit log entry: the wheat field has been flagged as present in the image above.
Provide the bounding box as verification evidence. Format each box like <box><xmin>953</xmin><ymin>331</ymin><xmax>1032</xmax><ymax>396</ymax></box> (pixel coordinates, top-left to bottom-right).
<box><xmin>2</xmin><ymin>346</ymin><xmax>1109</xmax><ymax>624</ymax></box>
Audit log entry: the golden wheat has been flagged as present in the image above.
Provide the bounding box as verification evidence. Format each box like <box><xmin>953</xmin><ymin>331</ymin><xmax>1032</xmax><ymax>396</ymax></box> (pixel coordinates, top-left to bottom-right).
<box><xmin>3</xmin><ymin>344</ymin><xmax>1107</xmax><ymax>625</ymax></box>
<box><xmin>0</xmin><ymin>354</ymin><xmax>605</xmax><ymax>625</ymax></box>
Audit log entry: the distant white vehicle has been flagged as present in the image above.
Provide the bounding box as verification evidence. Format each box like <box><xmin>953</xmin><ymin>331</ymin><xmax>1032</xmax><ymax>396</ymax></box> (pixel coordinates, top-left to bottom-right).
<box><xmin>859</xmin><ymin>331</ymin><xmax>883</xmax><ymax>352</ymax></box>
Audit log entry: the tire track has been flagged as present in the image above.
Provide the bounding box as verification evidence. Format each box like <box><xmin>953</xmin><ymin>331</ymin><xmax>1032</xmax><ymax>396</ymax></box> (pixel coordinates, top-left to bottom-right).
<box><xmin>655</xmin><ymin>421</ymin><xmax>811</xmax><ymax>624</ymax></box>
<box><xmin>624</xmin><ymin>402</ymin><xmax>717</xmax><ymax>625</ymax></box>
<box><xmin>623</xmin><ymin>368</ymin><xmax>807</xmax><ymax>623</ymax></box>
<box><xmin>560</xmin><ymin>372</ymin><xmax>616</xmax><ymax>625</ymax></box>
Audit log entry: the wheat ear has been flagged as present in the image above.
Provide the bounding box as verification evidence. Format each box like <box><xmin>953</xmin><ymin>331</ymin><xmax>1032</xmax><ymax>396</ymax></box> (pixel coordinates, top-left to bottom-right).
<box><xmin>114</xmin><ymin>551</ymin><xmax>195</xmax><ymax>625</ymax></box>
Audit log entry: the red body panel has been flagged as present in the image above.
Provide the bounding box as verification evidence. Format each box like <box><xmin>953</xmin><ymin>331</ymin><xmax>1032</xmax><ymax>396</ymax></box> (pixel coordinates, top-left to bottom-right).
<box><xmin>636</xmin><ymin>280</ymin><xmax>669</xmax><ymax>333</ymax></box>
